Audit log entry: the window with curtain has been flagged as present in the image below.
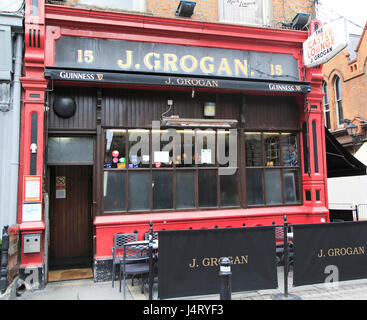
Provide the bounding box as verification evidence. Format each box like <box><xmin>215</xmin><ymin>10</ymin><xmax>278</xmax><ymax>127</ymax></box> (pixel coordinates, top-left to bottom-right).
<box><xmin>334</xmin><ymin>76</ymin><xmax>344</xmax><ymax>127</ymax></box>
<box><xmin>218</xmin><ymin>0</ymin><xmax>271</xmax><ymax>26</ymax></box>
<box><xmin>322</xmin><ymin>81</ymin><xmax>331</xmax><ymax>129</ymax></box>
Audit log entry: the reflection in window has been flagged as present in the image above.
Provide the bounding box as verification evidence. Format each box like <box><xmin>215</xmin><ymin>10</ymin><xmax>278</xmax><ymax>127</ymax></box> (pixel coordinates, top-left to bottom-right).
<box><xmin>104</xmin><ymin>129</ymin><xmax>126</xmax><ymax>168</ymax></box>
<box><xmin>281</xmin><ymin>133</ymin><xmax>298</xmax><ymax>166</ymax></box>
<box><xmin>245</xmin><ymin>131</ymin><xmax>300</xmax><ymax>206</ymax></box>
<box><xmin>246</xmin><ymin>169</ymin><xmax>264</xmax><ymax>205</ymax></box>
<box><xmin>153</xmin><ymin>171</ymin><xmax>173</xmax><ymax>210</ymax></box>
<box><xmin>334</xmin><ymin>76</ymin><xmax>344</xmax><ymax>126</ymax></box>
<box><xmin>264</xmin><ymin>133</ymin><xmax>280</xmax><ymax>166</ymax></box>
<box><xmin>265</xmin><ymin>169</ymin><xmax>282</xmax><ymax>205</ymax></box>
<box><xmin>176</xmin><ymin>171</ymin><xmax>195</xmax><ymax>209</ymax></box>
<box><xmin>198</xmin><ymin>170</ymin><xmax>217</xmax><ymax>207</ymax></box>
<box><xmin>128</xmin><ymin>171</ymin><xmax>150</xmax><ymax>211</ymax></box>
<box><xmin>322</xmin><ymin>81</ymin><xmax>331</xmax><ymax>129</ymax></box>
<box><xmin>220</xmin><ymin>170</ymin><xmax>239</xmax><ymax>207</ymax></box>
<box><xmin>103</xmin><ymin>171</ymin><xmax>126</xmax><ymax>211</ymax></box>
<box><xmin>245</xmin><ymin>133</ymin><xmax>262</xmax><ymax>166</ymax></box>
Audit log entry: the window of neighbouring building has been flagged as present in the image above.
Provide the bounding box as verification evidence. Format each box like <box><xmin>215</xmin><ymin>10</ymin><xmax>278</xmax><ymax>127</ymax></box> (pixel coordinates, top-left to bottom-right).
<box><xmin>322</xmin><ymin>81</ymin><xmax>331</xmax><ymax>129</ymax></box>
<box><xmin>78</xmin><ymin>0</ymin><xmax>145</xmax><ymax>12</ymax></box>
<box><xmin>218</xmin><ymin>0</ymin><xmax>271</xmax><ymax>27</ymax></box>
<box><xmin>334</xmin><ymin>76</ymin><xmax>344</xmax><ymax>127</ymax></box>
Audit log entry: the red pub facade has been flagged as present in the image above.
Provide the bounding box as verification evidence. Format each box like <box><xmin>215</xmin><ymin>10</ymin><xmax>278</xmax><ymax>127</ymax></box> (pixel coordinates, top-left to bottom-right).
<box><xmin>19</xmin><ymin>0</ymin><xmax>327</xmax><ymax>284</ymax></box>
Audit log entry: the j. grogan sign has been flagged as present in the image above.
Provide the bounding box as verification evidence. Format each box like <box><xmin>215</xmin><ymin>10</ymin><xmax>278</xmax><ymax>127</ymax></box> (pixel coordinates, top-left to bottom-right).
<box><xmin>303</xmin><ymin>18</ymin><xmax>349</xmax><ymax>68</ymax></box>
<box><xmin>53</xmin><ymin>36</ymin><xmax>301</xmax><ymax>82</ymax></box>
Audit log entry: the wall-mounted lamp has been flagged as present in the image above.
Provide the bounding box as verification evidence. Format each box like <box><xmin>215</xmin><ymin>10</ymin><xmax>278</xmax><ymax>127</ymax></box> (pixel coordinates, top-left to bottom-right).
<box><xmin>203</xmin><ymin>102</ymin><xmax>216</xmax><ymax>117</ymax></box>
<box><xmin>176</xmin><ymin>1</ymin><xmax>196</xmax><ymax>17</ymax></box>
<box><xmin>345</xmin><ymin>121</ymin><xmax>357</xmax><ymax>137</ymax></box>
<box><xmin>281</xmin><ymin>13</ymin><xmax>310</xmax><ymax>31</ymax></box>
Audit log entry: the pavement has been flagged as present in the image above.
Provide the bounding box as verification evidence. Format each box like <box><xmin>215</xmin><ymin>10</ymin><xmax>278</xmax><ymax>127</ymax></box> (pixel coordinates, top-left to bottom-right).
<box><xmin>15</xmin><ymin>266</ymin><xmax>367</xmax><ymax>301</ymax></box>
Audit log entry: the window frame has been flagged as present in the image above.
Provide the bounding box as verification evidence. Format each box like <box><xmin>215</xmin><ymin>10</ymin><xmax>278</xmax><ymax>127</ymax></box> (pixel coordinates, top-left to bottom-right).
<box><xmin>78</xmin><ymin>0</ymin><xmax>146</xmax><ymax>13</ymax></box>
<box><xmin>244</xmin><ymin>130</ymin><xmax>302</xmax><ymax>207</ymax></box>
<box><xmin>217</xmin><ymin>0</ymin><xmax>271</xmax><ymax>27</ymax></box>
<box><xmin>102</xmin><ymin>127</ymin><xmax>241</xmax><ymax>214</ymax></box>
<box><xmin>322</xmin><ymin>81</ymin><xmax>331</xmax><ymax>129</ymax></box>
<box><xmin>334</xmin><ymin>76</ymin><xmax>344</xmax><ymax>127</ymax></box>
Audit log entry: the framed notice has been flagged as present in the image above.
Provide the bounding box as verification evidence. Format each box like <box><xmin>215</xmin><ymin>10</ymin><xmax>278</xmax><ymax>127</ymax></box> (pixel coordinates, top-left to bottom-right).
<box><xmin>56</xmin><ymin>176</ymin><xmax>66</xmax><ymax>199</ymax></box>
<box><xmin>22</xmin><ymin>203</ymin><xmax>42</xmax><ymax>222</ymax></box>
<box><xmin>23</xmin><ymin>175</ymin><xmax>42</xmax><ymax>203</ymax></box>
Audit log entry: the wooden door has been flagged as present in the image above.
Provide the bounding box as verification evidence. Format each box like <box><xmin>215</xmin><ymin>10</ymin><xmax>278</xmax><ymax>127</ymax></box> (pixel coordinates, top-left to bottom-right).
<box><xmin>49</xmin><ymin>165</ymin><xmax>92</xmax><ymax>269</ymax></box>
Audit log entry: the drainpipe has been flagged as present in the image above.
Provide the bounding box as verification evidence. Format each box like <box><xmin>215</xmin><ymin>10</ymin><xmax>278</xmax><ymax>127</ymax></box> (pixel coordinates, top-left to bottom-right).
<box><xmin>8</xmin><ymin>32</ymin><xmax>23</xmax><ymax>228</ymax></box>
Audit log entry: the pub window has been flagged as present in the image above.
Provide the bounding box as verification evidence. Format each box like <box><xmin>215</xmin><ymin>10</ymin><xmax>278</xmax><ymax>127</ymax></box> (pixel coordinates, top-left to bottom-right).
<box><xmin>322</xmin><ymin>81</ymin><xmax>331</xmax><ymax>129</ymax></box>
<box><xmin>334</xmin><ymin>76</ymin><xmax>344</xmax><ymax>127</ymax></box>
<box><xmin>78</xmin><ymin>0</ymin><xmax>145</xmax><ymax>12</ymax></box>
<box><xmin>103</xmin><ymin>128</ymin><xmax>240</xmax><ymax>213</ymax></box>
<box><xmin>245</xmin><ymin>132</ymin><xmax>301</xmax><ymax>206</ymax></box>
<box><xmin>218</xmin><ymin>0</ymin><xmax>271</xmax><ymax>27</ymax></box>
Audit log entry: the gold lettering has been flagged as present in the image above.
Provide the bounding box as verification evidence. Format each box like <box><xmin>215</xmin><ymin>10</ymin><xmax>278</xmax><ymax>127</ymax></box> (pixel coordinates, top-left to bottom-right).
<box><xmin>234</xmin><ymin>59</ymin><xmax>248</xmax><ymax>76</ymax></box>
<box><xmin>241</xmin><ymin>255</ymin><xmax>248</xmax><ymax>264</ymax></box>
<box><xmin>317</xmin><ymin>249</ymin><xmax>324</xmax><ymax>258</ymax></box>
<box><xmin>217</xmin><ymin>58</ymin><xmax>232</xmax><ymax>76</ymax></box>
<box><xmin>180</xmin><ymin>55</ymin><xmax>198</xmax><ymax>73</ymax></box>
<box><xmin>117</xmin><ymin>50</ymin><xmax>133</xmax><ymax>69</ymax></box>
<box><xmin>144</xmin><ymin>52</ymin><xmax>161</xmax><ymax>70</ymax></box>
<box><xmin>200</xmin><ymin>56</ymin><xmax>214</xmax><ymax>73</ymax></box>
<box><xmin>189</xmin><ymin>258</ymin><xmax>197</xmax><ymax>268</ymax></box>
<box><xmin>164</xmin><ymin>53</ymin><xmax>178</xmax><ymax>72</ymax></box>
<box><xmin>202</xmin><ymin>258</ymin><xmax>210</xmax><ymax>267</ymax></box>
<box><xmin>210</xmin><ymin>257</ymin><xmax>218</xmax><ymax>266</ymax></box>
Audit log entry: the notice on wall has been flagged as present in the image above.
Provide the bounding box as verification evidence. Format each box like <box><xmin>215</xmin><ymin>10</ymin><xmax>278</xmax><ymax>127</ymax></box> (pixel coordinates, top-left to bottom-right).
<box><xmin>24</xmin><ymin>175</ymin><xmax>42</xmax><ymax>203</ymax></box>
<box><xmin>154</xmin><ymin>151</ymin><xmax>169</xmax><ymax>163</ymax></box>
<box><xmin>56</xmin><ymin>176</ymin><xmax>66</xmax><ymax>199</ymax></box>
<box><xmin>22</xmin><ymin>203</ymin><xmax>42</xmax><ymax>222</ymax></box>
<box><xmin>201</xmin><ymin>149</ymin><xmax>212</xmax><ymax>164</ymax></box>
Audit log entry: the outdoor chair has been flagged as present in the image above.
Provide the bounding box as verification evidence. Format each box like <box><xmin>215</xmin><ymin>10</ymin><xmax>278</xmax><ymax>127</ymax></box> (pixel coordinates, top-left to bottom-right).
<box><xmin>111</xmin><ymin>233</ymin><xmax>138</xmax><ymax>288</ymax></box>
<box><xmin>119</xmin><ymin>241</ymin><xmax>150</xmax><ymax>299</ymax></box>
<box><xmin>275</xmin><ymin>226</ymin><xmax>293</xmax><ymax>267</ymax></box>
<box><xmin>144</xmin><ymin>231</ymin><xmax>159</xmax><ymax>241</ymax></box>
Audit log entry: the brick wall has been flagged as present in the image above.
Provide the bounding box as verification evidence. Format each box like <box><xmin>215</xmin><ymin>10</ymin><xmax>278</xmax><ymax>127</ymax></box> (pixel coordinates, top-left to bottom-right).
<box><xmin>322</xmin><ymin>24</ymin><xmax>367</xmax><ymax>131</ymax></box>
<box><xmin>60</xmin><ymin>0</ymin><xmax>314</xmax><ymax>27</ymax></box>
<box><xmin>272</xmin><ymin>0</ymin><xmax>314</xmax><ymax>27</ymax></box>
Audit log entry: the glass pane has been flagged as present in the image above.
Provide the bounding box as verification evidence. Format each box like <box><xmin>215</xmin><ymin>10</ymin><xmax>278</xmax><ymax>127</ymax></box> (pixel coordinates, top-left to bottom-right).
<box><xmin>246</xmin><ymin>169</ymin><xmax>264</xmax><ymax>205</ymax></box>
<box><xmin>104</xmin><ymin>129</ymin><xmax>126</xmax><ymax>169</ymax></box>
<box><xmin>283</xmin><ymin>170</ymin><xmax>300</xmax><ymax>204</ymax></box>
<box><xmin>245</xmin><ymin>133</ymin><xmax>262</xmax><ymax>166</ymax></box>
<box><xmin>196</xmin><ymin>130</ymin><xmax>216</xmax><ymax>167</ymax></box>
<box><xmin>152</xmin><ymin>171</ymin><xmax>173</xmax><ymax>210</ymax></box>
<box><xmin>220</xmin><ymin>169</ymin><xmax>239</xmax><ymax>207</ymax></box>
<box><xmin>198</xmin><ymin>170</ymin><xmax>217</xmax><ymax>207</ymax></box>
<box><xmin>128</xmin><ymin>171</ymin><xmax>150</xmax><ymax>211</ymax></box>
<box><xmin>281</xmin><ymin>133</ymin><xmax>298</xmax><ymax>167</ymax></box>
<box><xmin>103</xmin><ymin>171</ymin><xmax>126</xmax><ymax>211</ymax></box>
<box><xmin>175</xmin><ymin>130</ymin><xmax>195</xmax><ymax>167</ymax></box>
<box><xmin>48</xmin><ymin>137</ymin><xmax>94</xmax><ymax>164</ymax></box>
<box><xmin>128</xmin><ymin>129</ymin><xmax>150</xmax><ymax>168</ymax></box>
<box><xmin>264</xmin><ymin>133</ymin><xmax>280</xmax><ymax>166</ymax></box>
<box><xmin>265</xmin><ymin>169</ymin><xmax>282</xmax><ymax>205</ymax></box>
<box><xmin>176</xmin><ymin>171</ymin><xmax>195</xmax><ymax>209</ymax></box>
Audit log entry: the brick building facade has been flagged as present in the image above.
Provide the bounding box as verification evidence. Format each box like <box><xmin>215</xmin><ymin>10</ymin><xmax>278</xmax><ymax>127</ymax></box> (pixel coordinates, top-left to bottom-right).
<box><xmin>322</xmin><ymin>22</ymin><xmax>367</xmax><ymax>154</ymax></box>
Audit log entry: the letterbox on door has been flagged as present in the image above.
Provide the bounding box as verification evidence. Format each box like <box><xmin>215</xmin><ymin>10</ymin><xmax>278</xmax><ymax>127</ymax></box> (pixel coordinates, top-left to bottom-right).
<box><xmin>24</xmin><ymin>233</ymin><xmax>41</xmax><ymax>253</ymax></box>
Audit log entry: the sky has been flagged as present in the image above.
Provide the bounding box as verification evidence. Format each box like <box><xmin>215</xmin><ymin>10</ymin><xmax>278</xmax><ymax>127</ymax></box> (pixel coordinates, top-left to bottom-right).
<box><xmin>317</xmin><ymin>0</ymin><xmax>367</xmax><ymax>35</ymax></box>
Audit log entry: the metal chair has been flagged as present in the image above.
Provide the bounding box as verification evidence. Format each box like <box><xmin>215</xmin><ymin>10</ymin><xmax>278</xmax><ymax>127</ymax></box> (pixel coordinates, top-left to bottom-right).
<box><xmin>119</xmin><ymin>241</ymin><xmax>150</xmax><ymax>299</ymax></box>
<box><xmin>144</xmin><ymin>231</ymin><xmax>158</xmax><ymax>241</ymax></box>
<box><xmin>111</xmin><ymin>233</ymin><xmax>138</xmax><ymax>288</ymax></box>
<box><xmin>275</xmin><ymin>226</ymin><xmax>293</xmax><ymax>267</ymax></box>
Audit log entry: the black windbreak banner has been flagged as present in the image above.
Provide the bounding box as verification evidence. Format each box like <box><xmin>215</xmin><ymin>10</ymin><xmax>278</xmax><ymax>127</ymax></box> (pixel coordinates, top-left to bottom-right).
<box><xmin>293</xmin><ymin>221</ymin><xmax>367</xmax><ymax>287</ymax></box>
<box><xmin>158</xmin><ymin>227</ymin><xmax>277</xmax><ymax>299</ymax></box>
